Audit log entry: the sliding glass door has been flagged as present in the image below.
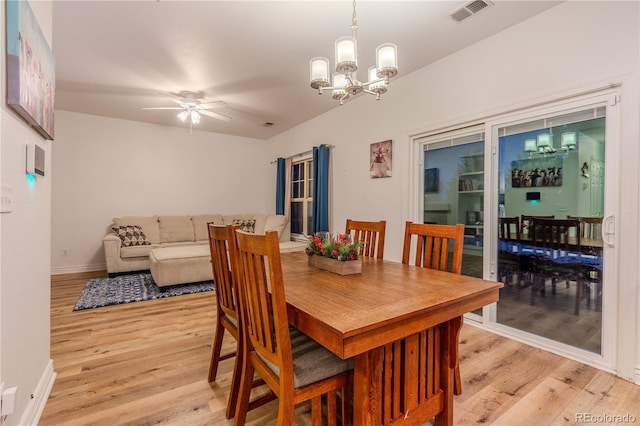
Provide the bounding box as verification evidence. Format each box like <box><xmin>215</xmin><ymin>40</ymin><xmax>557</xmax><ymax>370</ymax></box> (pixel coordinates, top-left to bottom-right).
<box><xmin>413</xmin><ymin>90</ymin><xmax>619</xmax><ymax>369</ymax></box>
<box><xmin>494</xmin><ymin>104</ymin><xmax>607</xmax><ymax>354</ymax></box>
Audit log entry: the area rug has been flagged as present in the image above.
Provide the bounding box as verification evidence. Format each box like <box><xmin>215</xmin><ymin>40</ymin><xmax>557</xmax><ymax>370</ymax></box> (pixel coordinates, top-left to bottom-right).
<box><xmin>73</xmin><ymin>273</ymin><xmax>214</xmax><ymax>311</ymax></box>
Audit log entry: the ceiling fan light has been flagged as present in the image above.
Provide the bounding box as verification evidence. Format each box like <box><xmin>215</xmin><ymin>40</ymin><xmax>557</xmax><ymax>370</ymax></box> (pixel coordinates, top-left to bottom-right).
<box><xmin>177</xmin><ymin>111</ymin><xmax>189</xmax><ymax>122</ymax></box>
<box><xmin>190</xmin><ymin>110</ymin><xmax>201</xmax><ymax>125</ymax></box>
<box><xmin>310</xmin><ymin>57</ymin><xmax>330</xmax><ymax>89</ymax></box>
<box><xmin>335</xmin><ymin>36</ymin><xmax>357</xmax><ymax>74</ymax></box>
<box><xmin>376</xmin><ymin>43</ymin><xmax>398</xmax><ymax>78</ymax></box>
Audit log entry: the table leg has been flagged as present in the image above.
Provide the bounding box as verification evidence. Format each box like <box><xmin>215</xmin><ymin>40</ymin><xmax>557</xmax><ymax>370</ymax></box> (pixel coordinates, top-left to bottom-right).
<box><xmin>435</xmin><ymin>316</ymin><xmax>462</xmax><ymax>426</ymax></box>
<box><xmin>353</xmin><ymin>347</ymin><xmax>383</xmax><ymax>425</ymax></box>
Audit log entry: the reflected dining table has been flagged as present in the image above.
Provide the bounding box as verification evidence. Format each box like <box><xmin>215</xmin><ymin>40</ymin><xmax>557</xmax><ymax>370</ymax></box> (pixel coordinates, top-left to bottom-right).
<box><xmin>279</xmin><ymin>252</ymin><xmax>502</xmax><ymax>425</ymax></box>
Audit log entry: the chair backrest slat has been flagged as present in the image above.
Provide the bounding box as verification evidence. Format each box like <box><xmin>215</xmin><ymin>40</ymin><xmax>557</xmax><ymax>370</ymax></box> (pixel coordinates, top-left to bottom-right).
<box><xmin>402</xmin><ymin>222</ymin><xmax>465</xmax><ymax>275</ymax></box>
<box><xmin>208</xmin><ymin>224</ymin><xmax>240</xmax><ymax>324</ymax></box>
<box><xmin>345</xmin><ymin>219</ymin><xmax>386</xmax><ymax>259</ymax></box>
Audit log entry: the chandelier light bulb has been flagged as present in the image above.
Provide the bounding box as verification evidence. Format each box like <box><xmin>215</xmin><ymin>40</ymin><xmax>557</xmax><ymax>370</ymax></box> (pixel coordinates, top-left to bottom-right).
<box><xmin>376</xmin><ymin>43</ymin><xmax>398</xmax><ymax>78</ymax></box>
<box><xmin>310</xmin><ymin>57</ymin><xmax>330</xmax><ymax>89</ymax></box>
<box><xmin>561</xmin><ymin>132</ymin><xmax>577</xmax><ymax>150</ymax></box>
<box><xmin>368</xmin><ymin>66</ymin><xmax>387</xmax><ymax>95</ymax></box>
<box><xmin>524</xmin><ymin>138</ymin><xmax>538</xmax><ymax>153</ymax></box>
<box><xmin>331</xmin><ymin>73</ymin><xmax>348</xmax><ymax>98</ymax></box>
<box><xmin>177</xmin><ymin>111</ymin><xmax>189</xmax><ymax>122</ymax></box>
<box><xmin>335</xmin><ymin>36</ymin><xmax>357</xmax><ymax>74</ymax></box>
<box><xmin>537</xmin><ymin>133</ymin><xmax>552</xmax><ymax>151</ymax></box>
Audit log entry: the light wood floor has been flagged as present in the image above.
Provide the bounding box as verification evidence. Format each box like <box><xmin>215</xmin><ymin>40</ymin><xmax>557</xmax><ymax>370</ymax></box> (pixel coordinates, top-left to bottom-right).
<box><xmin>40</xmin><ymin>272</ymin><xmax>640</xmax><ymax>425</ymax></box>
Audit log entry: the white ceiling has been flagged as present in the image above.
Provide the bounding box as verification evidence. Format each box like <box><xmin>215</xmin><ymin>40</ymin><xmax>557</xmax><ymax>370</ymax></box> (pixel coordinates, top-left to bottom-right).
<box><xmin>52</xmin><ymin>1</ymin><xmax>562</xmax><ymax>140</ymax></box>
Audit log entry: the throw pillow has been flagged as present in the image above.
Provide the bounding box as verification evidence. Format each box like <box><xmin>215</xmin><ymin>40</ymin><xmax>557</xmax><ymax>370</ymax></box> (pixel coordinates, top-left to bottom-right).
<box><xmin>232</xmin><ymin>218</ymin><xmax>256</xmax><ymax>233</ymax></box>
<box><xmin>112</xmin><ymin>225</ymin><xmax>151</xmax><ymax>247</ymax></box>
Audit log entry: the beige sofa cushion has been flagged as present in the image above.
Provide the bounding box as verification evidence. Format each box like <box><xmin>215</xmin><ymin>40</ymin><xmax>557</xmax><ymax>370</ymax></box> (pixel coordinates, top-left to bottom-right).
<box><xmin>265</xmin><ymin>215</ymin><xmax>287</xmax><ymax>239</ymax></box>
<box><xmin>192</xmin><ymin>214</ymin><xmax>224</xmax><ymax>241</ymax></box>
<box><xmin>158</xmin><ymin>216</ymin><xmax>195</xmax><ymax>243</ymax></box>
<box><xmin>253</xmin><ymin>214</ymin><xmax>268</xmax><ymax>234</ymax></box>
<box><xmin>113</xmin><ymin>216</ymin><xmax>160</xmax><ymax>244</ymax></box>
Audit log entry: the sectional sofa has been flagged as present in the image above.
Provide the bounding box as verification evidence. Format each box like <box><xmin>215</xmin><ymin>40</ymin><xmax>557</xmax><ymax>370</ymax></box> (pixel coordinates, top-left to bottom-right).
<box><xmin>103</xmin><ymin>213</ymin><xmax>305</xmax><ymax>285</ymax></box>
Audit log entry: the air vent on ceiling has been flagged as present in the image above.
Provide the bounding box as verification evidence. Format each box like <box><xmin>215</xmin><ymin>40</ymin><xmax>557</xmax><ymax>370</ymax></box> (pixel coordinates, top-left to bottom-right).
<box><xmin>450</xmin><ymin>0</ymin><xmax>493</xmax><ymax>23</ymax></box>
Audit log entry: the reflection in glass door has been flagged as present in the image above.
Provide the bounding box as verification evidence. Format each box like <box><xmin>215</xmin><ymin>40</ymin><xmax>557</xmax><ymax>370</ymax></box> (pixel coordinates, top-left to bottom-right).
<box><xmin>495</xmin><ymin>105</ymin><xmax>606</xmax><ymax>354</ymax></box>
<box><xmin>421</xmin><ymin>129</ymin><xmax>485</xmax><ymax>315</ymax></box>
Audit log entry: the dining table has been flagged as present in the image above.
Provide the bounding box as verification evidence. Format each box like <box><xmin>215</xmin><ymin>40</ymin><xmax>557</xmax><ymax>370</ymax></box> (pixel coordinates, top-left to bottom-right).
<box><xmin>279</xmin><ymin>252</ymin><xmax>502</xmax><ymax>426</ymax></box>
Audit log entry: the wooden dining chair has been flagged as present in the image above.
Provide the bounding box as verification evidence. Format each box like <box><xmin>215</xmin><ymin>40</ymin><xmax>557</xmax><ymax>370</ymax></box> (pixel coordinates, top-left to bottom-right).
<box><xmin>233</xmin><ymin>230</ymin><xmax>353</xmax><ymax>426</ymax></box>
<box><xmin>345</xmin><ymin>219</ymin><xmax>386</xmax><ymax>259</ymax></box>
<box><xmin>207</xmin><ymin>224</ymin><xmax>273</xmax><ymax>419</ymax></box>
<box><xmin>530</xmin><ymin>218</ymin><xmax>585</xmax><ymax>315</ymax></box>
<box><xmin>401</xmin><ymin>221</ymin><xmax>465</xmax><ymax>395</ymax></box>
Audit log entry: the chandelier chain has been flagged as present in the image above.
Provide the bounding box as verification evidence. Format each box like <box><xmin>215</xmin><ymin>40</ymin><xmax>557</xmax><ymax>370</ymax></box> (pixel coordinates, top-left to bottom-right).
<box><xmin>351</xmin><ymin>0</ymin><xmax>358</xmax><ymax>36</ymax></box>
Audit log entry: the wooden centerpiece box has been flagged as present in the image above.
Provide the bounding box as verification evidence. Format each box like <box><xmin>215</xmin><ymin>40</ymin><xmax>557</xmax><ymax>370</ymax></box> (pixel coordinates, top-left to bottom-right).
<box><xmin>307</xmin><ymin>255</ymin><xmax>362</xmax><ymax>275</ymax></box>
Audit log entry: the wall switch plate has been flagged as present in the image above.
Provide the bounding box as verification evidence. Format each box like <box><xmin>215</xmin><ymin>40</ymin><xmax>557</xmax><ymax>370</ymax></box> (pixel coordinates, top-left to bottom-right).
<box><xmin>1</xmin><ymin>184</ymin><xmax>13</xmax><ymax>213</ymax></box>
<box><xmin>0</xmin><ymin>386</ymin><xmax>17</xmax><ymax>416</ymax></box>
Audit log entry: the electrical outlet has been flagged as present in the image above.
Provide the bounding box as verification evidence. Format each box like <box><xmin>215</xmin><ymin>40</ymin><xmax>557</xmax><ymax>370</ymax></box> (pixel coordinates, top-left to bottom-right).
<box><xmin>62</xmin><ymin>249</ymin><xmax>69</xmax><ymax>257</ymax></box>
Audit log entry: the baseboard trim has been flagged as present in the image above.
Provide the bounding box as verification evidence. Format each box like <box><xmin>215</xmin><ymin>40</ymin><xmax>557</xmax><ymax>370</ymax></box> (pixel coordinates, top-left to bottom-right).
<box><xmin>19</xmin><ymin>359</ymin><xmax>56</xmax><ymax>426</ymax></box>
<box><xmin>51</xmin><ymin>263</ymin><xmax>106</xmax><ymax>275</ymax></box>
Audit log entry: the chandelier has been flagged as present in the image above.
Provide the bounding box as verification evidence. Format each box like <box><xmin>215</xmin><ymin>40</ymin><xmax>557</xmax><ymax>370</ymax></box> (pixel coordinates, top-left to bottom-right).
<box><xmin>309</xmin><ymin>0</ymin><xmax>398</xmax><ymax>104</ymax></box>
<box><xmin>525</xmin><ymin>132</ymin><xmax>577</xmax><ymax>157</ymax></box>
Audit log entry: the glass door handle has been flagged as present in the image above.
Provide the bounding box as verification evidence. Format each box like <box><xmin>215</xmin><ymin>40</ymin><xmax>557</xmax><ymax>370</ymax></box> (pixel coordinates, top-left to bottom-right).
<box><xmin>602</xmin><ymin>214</ymin><xmax>615</xmax><ymax>247</ymax></box>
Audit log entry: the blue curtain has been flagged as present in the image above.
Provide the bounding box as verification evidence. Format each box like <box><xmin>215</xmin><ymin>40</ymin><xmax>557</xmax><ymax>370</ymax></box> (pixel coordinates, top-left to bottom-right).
<box><xmin>275</xmin><ymin>158</ymin><xmax>286</xmax><ymax>215</ymax></box>
<box><xmin>311</xmin><ymin>145</ymin><xmax>330</xmax><ymax>233</ymax></box>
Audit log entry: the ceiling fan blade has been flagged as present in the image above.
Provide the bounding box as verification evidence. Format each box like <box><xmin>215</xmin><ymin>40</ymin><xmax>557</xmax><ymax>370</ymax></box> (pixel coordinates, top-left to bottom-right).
<box><xmin>142</xmin><ymin>107</ymin><xmax>183</xmax><ymax>110</ymax></box>
<box><xmin>200</xmin><ymin>110</ymin><xmax>232</xmax><ymax>122</ymax></box>
<box><xmin>199</xmin><ymin>100</ymin><xmax>227</xmax><ymax>109</ymax></box>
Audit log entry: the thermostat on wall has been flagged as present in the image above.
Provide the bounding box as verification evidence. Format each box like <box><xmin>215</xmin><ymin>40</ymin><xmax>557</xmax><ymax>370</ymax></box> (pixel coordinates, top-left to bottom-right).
<box><xmin>26</xmin><ymin>142</ymin><xmax>45</xmax><ymax>177</ymax></box>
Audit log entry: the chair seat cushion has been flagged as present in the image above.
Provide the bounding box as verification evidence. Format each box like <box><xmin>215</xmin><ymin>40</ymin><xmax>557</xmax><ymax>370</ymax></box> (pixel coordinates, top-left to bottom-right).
<box><xmin>258</xmin><ymin>328</ymin><xmax>353</xmax><ymax>389</ymax></box>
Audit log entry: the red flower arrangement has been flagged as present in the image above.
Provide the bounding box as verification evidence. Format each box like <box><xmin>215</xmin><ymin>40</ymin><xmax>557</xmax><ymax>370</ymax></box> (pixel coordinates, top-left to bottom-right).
<box><xmin>306</xmin><ymin>233</ymin><xmax>361</xmax><ymax>261</ymax></box>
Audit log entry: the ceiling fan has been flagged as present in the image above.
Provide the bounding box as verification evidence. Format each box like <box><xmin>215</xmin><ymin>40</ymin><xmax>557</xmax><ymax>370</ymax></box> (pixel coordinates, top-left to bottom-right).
<box><xmin>142</xmin><ymin>91</ymin><xmax>232</xmax><ymax>132</ymax></box>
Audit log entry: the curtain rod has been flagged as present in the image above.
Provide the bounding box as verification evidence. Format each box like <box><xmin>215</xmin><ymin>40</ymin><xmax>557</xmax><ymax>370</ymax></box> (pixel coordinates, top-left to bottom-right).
<box><xmin>270</xmin><ymin>144</ymin><xmax>335</xmax><ymax>164</ymax></box>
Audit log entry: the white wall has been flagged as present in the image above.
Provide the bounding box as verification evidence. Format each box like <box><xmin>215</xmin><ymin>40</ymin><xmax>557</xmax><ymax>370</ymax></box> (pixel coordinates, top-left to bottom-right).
<box><xmin>51</xmin><ymin>111</ymin><xmax>271</xmax><ymax>274</ymax></box>
<box><xmin>1</xmin><ymin>1</ymin><xmax>56</xmax><ymax>424</ymax></box>
<box><xmin>266</xmin><ymin>2</ymin><xmax>640</xmax><ymax>381</ymax></box>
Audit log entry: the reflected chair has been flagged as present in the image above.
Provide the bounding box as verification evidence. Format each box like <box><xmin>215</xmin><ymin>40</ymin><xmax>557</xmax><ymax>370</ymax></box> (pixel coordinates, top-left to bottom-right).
<box><xmin>521</xmin><ymin>214</ymin><xmax>554</xmax><ymax>239</ymax></box>
<box><xmin>401</xmin><ymin>221</ymin><xmax>465</xmax><ymax>395</ymax></box>
<box><xmin>567</xmin><ymin>216</ymin><xmax>603</xmax><ymax>311</ymax></box>
<box><xmin>530</xmin><ymin>218</ymin><xmax>585</xmax><ymax>315</ymax></box>
<box><xmin>233</xmin><ymin>230</ymin><xmax>353</xmax><ymax>426</ymax></box>
<box><xmin>207</xmin><ymin>224</ymin><xmax>273</xmax><ymax>418</ymax></box>
<box><xmin>498</xmin><ymin>217</ymin><xmax>521</xmax><ymax>286</ymax></box>
<box><xmin>345</xmin><ymin>219</ymin><xmax>386</xmax><ymax>259</ymax></box>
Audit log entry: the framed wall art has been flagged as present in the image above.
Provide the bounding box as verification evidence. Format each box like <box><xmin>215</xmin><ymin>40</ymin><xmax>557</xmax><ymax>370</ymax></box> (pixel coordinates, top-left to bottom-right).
<box><xmin>511</xmin><ymin>156</ymin><xmax>562</xmax><ymax>188</ymax></box>
<box><xmin>370</xmin><ymin>140</ymin><xmax>392</xmax><ymax>178</ymax></box>
<box><xmin>6</xmin><ymin>0</ymin><xmax>56</xmax><ymax>140</ymax></box>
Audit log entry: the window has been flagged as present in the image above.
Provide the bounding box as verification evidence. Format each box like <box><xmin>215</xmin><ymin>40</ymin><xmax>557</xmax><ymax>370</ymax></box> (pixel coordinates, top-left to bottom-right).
<box><xmin>291</xmin><ymin>159</ymin><xmax>313</xmax><ymax>237</ymax></box>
